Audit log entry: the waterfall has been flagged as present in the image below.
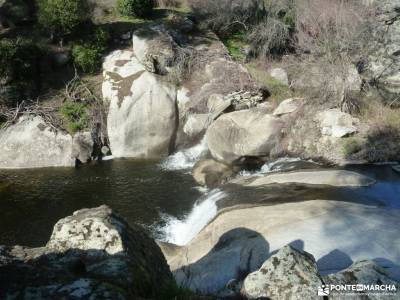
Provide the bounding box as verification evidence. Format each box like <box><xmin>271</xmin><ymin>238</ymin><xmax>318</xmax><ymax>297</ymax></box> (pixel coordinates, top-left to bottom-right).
<box><xmin>160</xmin><ymin>137</ymin><xmax>208</xmax><ymax>171</ymax></box>
<box><xmin>161</xmin><ymin>189</ymin><xmax>226</xmax><ymax>246</ymax></box>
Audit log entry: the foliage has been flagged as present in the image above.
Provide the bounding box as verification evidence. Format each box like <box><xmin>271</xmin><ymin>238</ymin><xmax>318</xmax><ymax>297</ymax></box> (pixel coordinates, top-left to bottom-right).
<box><xmin>2</xmin><ymin>0</ymin><xmax>30</xmax><ymax>24</ymax></box>
<box><xmin>0</xmin><ymin>38</ymin><xmax>42</xmax><ymax>107</ymax></box>
<box><xmin>247</xmin><ymin>64</ymin><xmax>293</xmax><ymax>103</ymax></box>
<box><xmin>117</xmin><ymin>0</ymin><xmax>154</xmax><ymax>18</ymax></box>
<box><xmin>342</xmin><ymin>137</ymin><xmax>362</xmax><ymax>157</ymax></box>
<box><xmin>60</xmin><ymin>101</ymin><xmax>89</xmax><ymax>133</ymax></box>
<box><xmin>37</xmin><ymin>0</ymin><xmax>89</xmax><ymax>38</ymax></box>
<box><xmin>72</xmin><ymin>28</ymin><xmax>110</xmax><ymax>74</ymax></box>
<box><xmin>221</xmin><ymin>32</ymin><xmax>247</xmax><ymax>60</ymax></box>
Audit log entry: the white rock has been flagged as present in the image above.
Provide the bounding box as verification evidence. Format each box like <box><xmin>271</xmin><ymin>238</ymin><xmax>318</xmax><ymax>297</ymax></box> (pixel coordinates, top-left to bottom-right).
<box><xmin>273</xmin><ymin>98</ymin><xmax>303</xmax><ymax>116</ymax></box>
<box><xmin>269</xmin><ymin>68</ymin><xmax>289</xmax><ymax>86</ymax></box>
<box><xmin>206</xmin><ymin>109</ymin><xmax>284</xmax><ymax>164</ymax></box>
<box><xmin>316</xmin><ymin>108</ymin><xmax>359</xmax><ymax>138</ymax></box>
<box><xmin>0</xmin><ymin>116</ymin><xmax>74</xmax><ymax>168</ymax></box>
<box><xmin>102</xmin><ymin>50</ymin><xmax>177</xmax><ymax>158</ymax></box>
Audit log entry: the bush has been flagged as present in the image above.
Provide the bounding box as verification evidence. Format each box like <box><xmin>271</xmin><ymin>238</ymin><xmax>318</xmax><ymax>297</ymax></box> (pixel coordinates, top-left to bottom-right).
<box><xmin>72</xmin><ymin>45</ymin><xmax>102</xmax><ymax>73</ymax></box>
<box><xmin>188</xmin><ymin>0</ymin><xmax>266</xmax><ymax>36</ymax></box>
<box><xmin>37</xmin><ymin>0</ymin><xmax>89</xmax><ymax>38</ymax></box>
<box><xmin>72</xmin><ymin>28</ymin><xmax>109</xmax><ymax>74</ymax></box>
<box><xmin>117</xmin><ymin>0</ymin><xmax>154</xmax><ymax>18</ymax></box>
<box><xmin>60</xmin><ymin>101</ymin><xmax>89</xmax><ymax>133</ymax></box>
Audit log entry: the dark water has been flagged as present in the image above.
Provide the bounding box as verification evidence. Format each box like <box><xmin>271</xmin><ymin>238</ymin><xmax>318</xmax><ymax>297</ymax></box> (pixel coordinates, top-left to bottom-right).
<box><xmin>0</xmin><ymin>159</ymin><xmax>201</xmax><ymax>247</ymax></box>
<box><xmin>0</xmin><ymin>159</ymin><xmax>399</xmax><ymax>248</ymax></box>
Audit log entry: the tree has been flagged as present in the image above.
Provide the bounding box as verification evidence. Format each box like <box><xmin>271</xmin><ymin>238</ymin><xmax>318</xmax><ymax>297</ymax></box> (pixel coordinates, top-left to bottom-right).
<box><xmin>117</xmin><ymin>0</ymin><xmax>154</xmax><ymax>18</ymax></box>
<box><xmin>37</xmin><ymin>0</ymin><xmax>89</xmax><ymax>39</ymax></box>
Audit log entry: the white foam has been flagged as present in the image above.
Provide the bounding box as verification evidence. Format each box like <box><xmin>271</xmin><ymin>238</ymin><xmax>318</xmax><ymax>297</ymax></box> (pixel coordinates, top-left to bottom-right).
<box><xmin>160</xmin><ymin>137</ymin><xmax>208</xmax><ymax>171</ymax></box>
<box><xmin>161</xmin><ymin>189</ymin><xmax>226</xmax><ymax>246</ymax></box>
<box><xmin>101</xmin><ymin>155</ymin><xmax>114</xmax><ymax>161</ymax></box>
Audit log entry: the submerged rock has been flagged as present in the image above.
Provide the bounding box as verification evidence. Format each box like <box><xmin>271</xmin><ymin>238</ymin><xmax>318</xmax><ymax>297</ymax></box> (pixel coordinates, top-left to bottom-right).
<box><xmin>0</xmin><ymin>205</ymin><xmax>173</xmax><ymax>299</ymax></box>
<box><xmin>233</xmin><ymin>170</ymin><xmax>376</xmax><ymax>187</ymax></box>
<box><xmin>0</xmin><ymin>116</ymin><xmax>75</xmax><ymax>168</ymax></box>
<box><xmin>242</xmin><ymin>245</ymin><xmax>324</xmax><ymax>299</ymax></box>
<box><xmin>192</xmin><ymin>159</ymin><xmax>236</xmax><ymax>187</ymax></box>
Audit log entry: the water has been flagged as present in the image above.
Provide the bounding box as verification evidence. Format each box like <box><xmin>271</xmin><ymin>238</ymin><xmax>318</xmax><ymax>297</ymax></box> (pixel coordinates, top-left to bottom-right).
<box><xmin>162</xmin><ymin>189</ymin><xmax>226</xmax><ymax>246</ymax></box>
<box><xmin>0</xmin><ymin>159</ymin><xmax>202</xmax><ymax>247</ymax></box>
<box><xmin>0</xmin><ymin>156</ymin><xmax>399</xmax><ymax>248</ymax></box>
<box><xmin>160</xmin><ymin>137</ymin><xmax>208</xmax><ymax>171</ymax></box>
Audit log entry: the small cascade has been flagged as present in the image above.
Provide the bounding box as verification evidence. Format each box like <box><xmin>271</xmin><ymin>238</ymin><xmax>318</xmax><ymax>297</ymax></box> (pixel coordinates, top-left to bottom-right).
<box><xmin>161</xmin><ymin>189</ymin><xmax>226</xmax><ymax>246</ymax></box>
<box><xmin>160</xmin><ymin>137</ymin><xmax>208</xmax><ymax>171</ymax></box>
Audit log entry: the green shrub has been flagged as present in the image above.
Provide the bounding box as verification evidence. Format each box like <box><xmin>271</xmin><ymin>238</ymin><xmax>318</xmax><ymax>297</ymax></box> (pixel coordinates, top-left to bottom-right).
<box><xmin>37</xmin><ymin>0</ymin><xmax>89</xmax><ymax>38</ymax></box>
<box><xmin>117</xmin><ymin>0</ymin><xmax>154</xmax><ymax>18</ymax></box>
<box><xmin>222</xmin><ymin>32</ymin><xmax>247</xmax><ymax>60</ymax></box>
<box><xmin>72</xmin><ymin>45</ymin><xmax>102</xmax><ymax>73</ymax></box>
<box><xmin>2</xmin><ymin>0</ymin><xmax>30</xmax><ymax>24</ymax></box>
<box><xmin>60</xmin><ymin>102</ymin><xmax>89</xmax><ymax>133</ymax></box>
<box><xmin>342</xmin><ymin>137</ymin><xmax>363</xmax><ymax>157</ymax></box>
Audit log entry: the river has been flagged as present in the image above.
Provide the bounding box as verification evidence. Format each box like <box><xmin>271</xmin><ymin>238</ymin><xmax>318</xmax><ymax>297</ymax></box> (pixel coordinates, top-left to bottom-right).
<box><xmin>0</xmin><ymin>157</ymin><xmax>399</xmax><ymax>248</ymax></box>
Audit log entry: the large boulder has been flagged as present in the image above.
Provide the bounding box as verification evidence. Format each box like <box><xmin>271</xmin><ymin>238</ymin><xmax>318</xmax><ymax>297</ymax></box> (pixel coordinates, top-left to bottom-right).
<box><xmin>132</xmin><ymin>26</ymin><xmax>180</xmax><ymax>74</ymax></box>
<box><xmin>0</xmin><ymin>206</ymin><xmax>173</xmax><ymax>299</ymax></box>
<box><xmin>242</xmin><ymin>245</ymin><xmax>324</xmax><ymax>299</ymax></box>
<box><xmin>206</xmin><ymin>109</ymin><xmax>284</xmax><ymax>164</ymax></box>
<box><xmin>72</xmin><ymin>131</ymin><xmax>94</xmax><ymax>164</ymax></box>
<box><xmin>0</xmin><ymin>116</ymin><xmax>75</xmax><ymax>168</ymax></box>
<box><xmin>103</xmin><ymin>50</ymin><xmax>178</xmax><ymax>158</ymax></box>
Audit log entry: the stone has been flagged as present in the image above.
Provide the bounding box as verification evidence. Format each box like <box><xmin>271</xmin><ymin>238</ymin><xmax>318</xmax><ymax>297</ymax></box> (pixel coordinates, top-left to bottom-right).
<box><xmin>72</xmin><ymin>132</ymin><xmax>93</xmax><ymax>164</ymax></box>
<box><xmin>163</xmin><ymin>200</ymin><xmax>400</xmax><ymax>293</ymax></box>
<box><xmin>242</xmin><ymin>245</ymin><xmax>324</xmax><ymax>299</ymax></box>
<box><xmin>132</xmin><ymin>26</ymin><xmax>179</xmax><ymax>74</ymax></box>
<box><xmin>316</xmin><ymin>108</ymin><xmax>359</xmax><ymax>138</ymax></box>
<box><xmin>206</xmin><ymin>109</ymin><xmax>284</xmax><ymax>164</ymax></box>
<box><xmin>102</xmin><ymin>50</ymin><xmax>178</xmax><ymax>158</ymax></box>
<box><xmin>269</xmin><ymin>68</ymin><xmax>289</xmax><ymax>85</ymax></box>
<box><xmin>183</xmin><ymin>114</ymin><xmax>212</xmax><ymax>140</ymax></box>
<box><xmin>0</xmin><ymin>116</ymin><xmax>75</xmax><ymax>168</ymax></box>
<box><xmin>192</xmin><ymin>159</ymin><xmax>235</xmax><ymax>187</ymax></box>
<box><xmin>273</xmin><ymin>98</ymin><xmax>303</xmax><ymax>116</ymax></box>
<box><xmin>233</xmin><ymin>170</ymin><xmax>376</xmax><ymax>187</ymax></box>
<box><xmin>324</xmin><ymin>260</ymin><xmax>399</xmax><ymax>299</ymax></box>
<box><xmin>0</xmin><ymin>205</ymin><xmax>173</xmax><ymax>299</ymax></box>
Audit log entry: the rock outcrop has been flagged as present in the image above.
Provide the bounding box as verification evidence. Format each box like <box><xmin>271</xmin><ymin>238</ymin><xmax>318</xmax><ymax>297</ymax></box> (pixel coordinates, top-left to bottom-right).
<box><xmin>103</xmin><ymin>50</ymin><xmax>178</xmax><ymax>158</ymax></box>
<box><xmin>0</xmin><ymin>116</ymin><xmax>75</xmax><ymax>168</ymax></box>
<box><xmin>365</xmin><ymin>0</ymin><xmax>400</xmax><ymax>91</ymax></box>
<box><xmin>0</xmin><ymin>205</ymin><xmax>173</xmax><ymax>299</ymax></box>
<box><xmin>206</xmin><ymin>108</ymin><xmax>284</xmax><ymax>164</ymax></box>
<box><xmin>316</xmin><ymin>108</ymin><xmax>360</xmax><ymax>138</ymax></box>
<box><xmin>242</xmin><ymin>245</ymin><xmax>324</xmax><ymax>299</ymax></box>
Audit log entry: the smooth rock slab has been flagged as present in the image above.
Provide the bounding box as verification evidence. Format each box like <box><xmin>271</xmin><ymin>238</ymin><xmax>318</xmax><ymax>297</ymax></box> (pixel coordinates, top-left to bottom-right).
<box><xmin>234</xmin><ymin>170</ymin><xmax>376</xmax><ymax>187</ymax></box>
<box><xmin>163</xmin><ymin>200</ymin><xmax>400</xmax><ymax>293</ymax></box>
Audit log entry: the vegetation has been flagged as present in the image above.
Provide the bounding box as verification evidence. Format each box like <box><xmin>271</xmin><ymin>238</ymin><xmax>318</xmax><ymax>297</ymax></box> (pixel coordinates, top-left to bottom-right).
<box><xmin>60</xmin><ymin>101</ymin><xmax>89</xmax><ymax>133</ymax></box>
<box><xmin>117</xmin><ymin>0</ymin><xmax>154</xmax><ymax>18</ymax></box>
<box><xmin>37</xmin><ymin>0</ymin><xmax>89</xmax><ymax>38</ymax></box>
<box><xmin>0</xmin><ymin>38</ymin><xmax>42</xmax><ymax>107</ymax></box>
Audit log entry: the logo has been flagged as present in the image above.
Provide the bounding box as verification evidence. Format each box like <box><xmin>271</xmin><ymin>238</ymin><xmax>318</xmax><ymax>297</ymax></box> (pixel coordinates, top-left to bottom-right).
<box><xmin>318</xmin><ymin>285</ymin><xmax>330</xmax><ymax>296</ymax></box>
